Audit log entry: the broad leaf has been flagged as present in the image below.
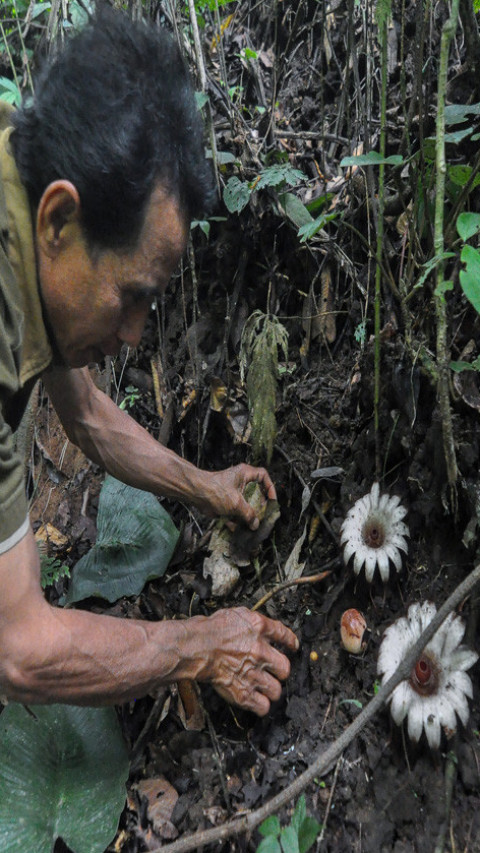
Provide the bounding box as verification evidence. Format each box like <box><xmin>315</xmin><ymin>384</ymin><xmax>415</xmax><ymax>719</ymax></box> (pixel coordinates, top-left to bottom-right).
<box><xmin>340</xmin><ymin>152</ymin><xmax>403</xmax><ymax>167</ymax></box>
<box><xmin>460</xmin><ymin>245</ymin><xmax>480</xmax><ymax>314</ymax></box>
<box><xmin>257</xmin><ymin>837</ymin><xmax>282</xmax><ymax>853</ymax></box>
<box><xmin>291</xmin><ymin>795</ymin><xmax>307</xmax><ymax>833</ymax></box>
<box><xmin>456</xmin><ymin>212</ymin><xmax>480</xmax><ymax>242</ymax></box>
<box><xmin>259</xmin><ymin>815</ymin><xmax>282</xmax><ymax>838</ymax></box>
<box><xmin>63</xmin><ymin>476</ymin><xmax>179</xmax><ymax>604</ymax></box>
<box><xmin>278</xmin><ymin>192</ymin><xmax>313</xmax><ymax>228</ymax></box>
<box><xmin>444</xmin><ymin>102</ymin><xmax>480</xmax><ymax>125</ymax></box>
<box><xmin>280</xmin><ymin>825</ymin><xmax>300</xmax><ymax>853</ymax></box>
<box><xmin>0</xmin><ymin>704</ymin><xmax>129</xmax><ymax>853</ymax></box>
<box><xmin>223</xmin><ymin>176</ymin><xmax>251</xmax><ymax>214</ymax></box>
<box><xmin>298</xmin><ymin>817</ymin><xmax>322</xmax><ymax>853</ymax></box>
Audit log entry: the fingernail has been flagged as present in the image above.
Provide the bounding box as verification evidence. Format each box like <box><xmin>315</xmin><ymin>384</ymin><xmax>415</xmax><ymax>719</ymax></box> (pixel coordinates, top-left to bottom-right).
<box><xmin>295</xmin><ymin>637</ymin><xmax>300</xmax><ymax>651</ymax></box>
<box><xmin>251</xmin><ymin>517</ymin><xmax>259</xmax><ymax>531</ymax></box>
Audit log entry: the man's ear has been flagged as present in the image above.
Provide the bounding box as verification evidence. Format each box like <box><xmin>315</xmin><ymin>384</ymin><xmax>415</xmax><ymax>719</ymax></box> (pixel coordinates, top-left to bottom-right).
<box><xmin>36</xmin><ymin>180</ymin><xmax>82</xmax><ymax>258</ymax></box>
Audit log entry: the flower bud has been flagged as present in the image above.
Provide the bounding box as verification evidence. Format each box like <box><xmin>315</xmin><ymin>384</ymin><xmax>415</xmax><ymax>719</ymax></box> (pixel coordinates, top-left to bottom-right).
<box><xmin>340</xmin><ymin>609</ymin><xmax>367</xmax><ymax>654</ymax></box>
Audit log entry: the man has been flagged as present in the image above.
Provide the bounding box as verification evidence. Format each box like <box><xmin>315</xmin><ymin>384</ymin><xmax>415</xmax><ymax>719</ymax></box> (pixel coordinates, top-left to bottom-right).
<box><xmin>0</xmin><ymin>6</ymin><xmax>298</xmax><ymax>716</ymax></box>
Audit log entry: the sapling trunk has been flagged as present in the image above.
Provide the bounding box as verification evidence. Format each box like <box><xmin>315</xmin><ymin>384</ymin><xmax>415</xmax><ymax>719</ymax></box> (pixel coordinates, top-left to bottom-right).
<box><xmin>433</xmin><ymin>0</ymin><xmax>460</xmax><ymax>509</ymax></box>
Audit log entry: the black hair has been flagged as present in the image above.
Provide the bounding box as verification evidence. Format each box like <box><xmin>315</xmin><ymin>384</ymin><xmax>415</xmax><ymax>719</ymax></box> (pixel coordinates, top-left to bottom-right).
<box><xmin>10</xmin><ymin>4</ymin><xmax>215</xmax><ymax>251</ymax></box>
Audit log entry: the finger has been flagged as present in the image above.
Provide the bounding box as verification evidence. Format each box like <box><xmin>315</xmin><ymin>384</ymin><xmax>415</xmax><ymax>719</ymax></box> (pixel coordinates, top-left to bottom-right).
<box><xmin>251</xmin><ymin>467</ymin><xmax>277</xmax><ymax>501</ymax></box>
<box><xmin>258</xmin><ymin>645</ymin><xmax>292</xmax><ymax>681</ymax></box>
<box><xmin>260</xmin><ymin>615</ymin><xmax>300</xmax><ymax>652</ymax></box>
<box><xmin>253</xmin><ymin>669</ymin><xmax>283</xmax><ymax>702</ymax></box>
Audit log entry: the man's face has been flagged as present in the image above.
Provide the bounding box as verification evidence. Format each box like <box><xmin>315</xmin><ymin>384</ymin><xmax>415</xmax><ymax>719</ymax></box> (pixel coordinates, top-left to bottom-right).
<box><xmin>37</xmin><ymin>183</ymin><xmax>189</xmax><ymax>369</ymax></box>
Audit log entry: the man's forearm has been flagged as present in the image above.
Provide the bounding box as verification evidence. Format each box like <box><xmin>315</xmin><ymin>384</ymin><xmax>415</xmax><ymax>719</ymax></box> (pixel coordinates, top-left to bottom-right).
<box><xmin>43</xmin><ymin>365</ymin><xmax>211</xmax><ymax>505</ymax></box>
<box><xmin>3</xmin><ymin>604</ymin><xmax>209</xmax><ymax>706</ymax></box>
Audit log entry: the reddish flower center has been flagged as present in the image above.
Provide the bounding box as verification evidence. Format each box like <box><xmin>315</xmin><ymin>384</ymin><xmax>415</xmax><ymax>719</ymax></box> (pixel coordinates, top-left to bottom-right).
<box><xmin>362</xmin><ymin>517</ymin><xmax>385</xmax><ymax>549</ymax></box>
<box><xmin>410</xmin><ymin>653</ymin><xmax>439</xmax><ymax>696</ymax></box>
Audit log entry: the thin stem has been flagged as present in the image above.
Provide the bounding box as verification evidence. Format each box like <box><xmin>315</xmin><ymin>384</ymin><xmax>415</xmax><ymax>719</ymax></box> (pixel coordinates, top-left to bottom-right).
<box><xmin>433</xmin><ymin>0</ymin><xmax>460</xmax><ymax>508</ymax></box>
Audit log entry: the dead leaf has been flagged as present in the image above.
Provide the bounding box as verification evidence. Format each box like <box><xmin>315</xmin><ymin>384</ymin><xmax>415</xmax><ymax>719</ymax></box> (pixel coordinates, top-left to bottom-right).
<box><xmin>132</xmin><ymin>777</ymin><xmax>179</xmax><ymax>839</ymax></box>
<box><xmin>176</xmin><ymin>679</ymin><xmax>205</xmax><ymax>731</ymax></box>
<box><xmin>34</xmin><ymin>522</ymin><xmax>69</xmax><ymax>555</ymax></box>
<box><xmin>283</xmin><ymin>523</ymin><xmax>308</xmax><ymax>581</ymax></box>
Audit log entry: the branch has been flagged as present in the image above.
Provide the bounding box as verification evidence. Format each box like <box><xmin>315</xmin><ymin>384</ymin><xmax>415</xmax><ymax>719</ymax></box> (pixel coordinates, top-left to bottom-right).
<box><xmin>150</xmin><ymin>562</ymin><xmax>480</xmax><ymax>853</ymax></box>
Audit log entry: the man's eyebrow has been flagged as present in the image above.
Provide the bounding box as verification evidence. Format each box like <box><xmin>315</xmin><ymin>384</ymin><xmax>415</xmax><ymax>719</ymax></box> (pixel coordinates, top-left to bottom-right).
<box><xmin>127</xmin><ymin>282</ymin><xmax>164</xmax><ymax>300</ymax></box>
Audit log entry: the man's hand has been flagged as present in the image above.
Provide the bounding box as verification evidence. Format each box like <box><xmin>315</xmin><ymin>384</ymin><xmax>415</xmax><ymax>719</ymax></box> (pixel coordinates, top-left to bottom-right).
<box><xmin>192</xmin><ymin>607</ymin><xmax>299</xmax><ymax>716</ymax></box>
<box><xmin>192</xmin><ymin>464</ymin><xmax>277</xmax><ymax>531</ymax></box>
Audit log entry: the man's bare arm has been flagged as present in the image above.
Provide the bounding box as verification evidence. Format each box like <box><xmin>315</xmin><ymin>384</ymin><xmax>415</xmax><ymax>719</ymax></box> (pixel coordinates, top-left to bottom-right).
<box><xmin>0</xmin><ymin>530</ymin><xmax>298</xmax><ymax>713</ymax></box>
<box><xmin>43</xmin><ymin>366</ymin><xmax>275</xmax><ymax>529</ymax></box>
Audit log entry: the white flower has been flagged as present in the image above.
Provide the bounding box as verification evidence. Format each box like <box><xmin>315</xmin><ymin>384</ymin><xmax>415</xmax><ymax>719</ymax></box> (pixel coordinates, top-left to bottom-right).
<box><xmin>377</xmin><ymin>602</ymin><xmax>478</xmax><ymax>749</ymax></box>
<box><xmin>340</xmin><ymin>482</ymin><xmax>409</xmax><ymax>582</ymax></box>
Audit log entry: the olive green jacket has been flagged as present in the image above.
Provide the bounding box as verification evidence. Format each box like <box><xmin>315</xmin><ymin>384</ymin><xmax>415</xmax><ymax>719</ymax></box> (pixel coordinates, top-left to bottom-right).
<box><xmin>0</xmin><ymin>102</ymin><xmax>52</xmax><ymax>553</ymax></box>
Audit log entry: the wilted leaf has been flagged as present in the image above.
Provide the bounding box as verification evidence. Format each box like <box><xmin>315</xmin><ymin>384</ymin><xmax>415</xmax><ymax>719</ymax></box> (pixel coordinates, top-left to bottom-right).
<box><xmin>62</xmin><ymin>476</ymin><xmax>179</xmax><ymax>605</ymax></box>
<box><xmin>133</xmin><ymin>777</ymin><xmax>179</xmax><ymax>839</ymax></box>
<box><xmin>283</xmin><ymin>524</ymin><xmax>307</xmax><ymax>581</ymax></box>
<box><xmin>0</xmin><ymin>704</ymin><xmax>129</xmax><ymax>853</ymax></box>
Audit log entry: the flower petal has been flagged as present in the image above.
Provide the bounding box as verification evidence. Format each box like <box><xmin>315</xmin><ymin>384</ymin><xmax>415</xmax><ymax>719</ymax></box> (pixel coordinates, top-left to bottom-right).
<box><xmin>419</xmin><ymin>602</ymin><xmax>437</xmax><ymax>632</ymax></box>
<box><xmin>369</xmin><ymin>482</ymin><xmax>380</xmax><ymax>508</ymax></box>
<box><xmin>384</xmin><ymin>543</ymin><xmax>403</xmax><ymax>572</ymax></box>
<box><xmin>422</xmin><ymin>697</ymin><xmax>441</xmax><ymax>749</ymax></box>
<box><xmin>376</xmin><ymin>549</ymin><xmax>390</xmax><ymax>582</ymax></box>
<box><xmin>390</xmin><ymin>680</ymin><xmax>413</xmax><ymax>724</ymax></box>
<box><xmin>363</xmin><ymin>550</ymin><xmax>378</xmax><ymax>582</ymax></box>
<box><xmin>435</xmin><ymin>694</ymin><xmax>457</xmax><ymax>732</ymax></box>
<box><xmin>353</xmin><ymin>550</ymin><xmax>367</xmax><ymax>576</ymax></box>
<box><xmin>407</xmin><ymin>700</ymin><xmax>424</xmax><ymax>742</ymax></box>
<box><xmin>446</xmin><ymin>670</ymin><xmax>474</xmax><ymax>701</ymax></box>
<box><xmin>448</xmin><ymin>647</ymin><xmax>478</xmax><ymax>673</ymax></box>
<box><xmin>441</xmin><ymin>614</ymin><xmax>466</xmax><ymax>657</ymax></box>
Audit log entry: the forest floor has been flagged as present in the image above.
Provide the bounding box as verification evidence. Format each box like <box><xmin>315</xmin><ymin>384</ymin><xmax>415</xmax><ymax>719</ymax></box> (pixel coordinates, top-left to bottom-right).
<box><xmin>29</xmin><ymin>2</ymin><xmax>480</xmax><ymax>852</ymax></box>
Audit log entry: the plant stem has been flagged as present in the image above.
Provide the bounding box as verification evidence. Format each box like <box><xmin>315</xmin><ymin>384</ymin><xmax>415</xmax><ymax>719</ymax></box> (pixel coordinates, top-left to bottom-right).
<box><xmin>434</xmin><ymin>0</ymin><xmax>460</xmax><ymax>509</ymax></box>
<box><xmin>374</xmin><ymin>0</ymin><xmax>390</xmax><ymax>478</ymax></box>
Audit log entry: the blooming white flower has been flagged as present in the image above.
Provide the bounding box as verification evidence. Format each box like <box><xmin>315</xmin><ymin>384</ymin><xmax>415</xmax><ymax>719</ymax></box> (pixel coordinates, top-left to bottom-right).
<box><xmin>340</xmin><ymin>482</ymin><xmax>409</xmax><ymax>582</ymax></box>
<box><xmin>378</xmin><ymin>602</ymin><xmax>478</xmax><ymax>749</ymax></box>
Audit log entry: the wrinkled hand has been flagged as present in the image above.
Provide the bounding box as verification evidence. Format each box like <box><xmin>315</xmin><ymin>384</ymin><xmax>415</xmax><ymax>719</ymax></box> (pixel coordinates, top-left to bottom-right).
<box><xmin>195</xmin><ymin>607</ymin><xmax>299</xmax><ymax>716</ymax></box>
<box><xmin>194</xmin><ymin>464</ymin><xmax>277</xmax><ymax>530</ymax></box>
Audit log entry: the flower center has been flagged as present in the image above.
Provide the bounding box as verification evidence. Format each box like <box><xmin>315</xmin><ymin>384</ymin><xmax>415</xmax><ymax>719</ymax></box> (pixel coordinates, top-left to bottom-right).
<box><xmin>409</xmin><ymin>652</ymin><xmax>439</xmax><ymax>696</ymax></box>
<box><xmin>361</xmin><ymin>516</ymin><xmax>385</xmax><ymax>549</ymax></box>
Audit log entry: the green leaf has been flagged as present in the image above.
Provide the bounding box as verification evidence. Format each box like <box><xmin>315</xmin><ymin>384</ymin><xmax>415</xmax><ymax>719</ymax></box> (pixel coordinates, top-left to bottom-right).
<box><xmin>450</xmin><ymin>358</ymin><xmax>480</xmax><ymax>372</ymax></box>
<box><xmin>415</xmin><ymin>253</ymin><xmax>456</xmax><ymax>290</ymax></box>
<box><xmin>460</xmin><ymin>245</ymin><xmax>480</xmax><ymax>314</ymax></box>
<box><xmin>448</xmin><ymin>165</ymin><xmax>480</xmax><ymax>189</ymax></box>
<box><xmin>340</xmin><ymin>152</ymin><xmax>403</xmax><ymax>167</ymax></box>
<box><xmin>280</xmin><ymin>825</ymin><xmax>300</xmax><ymax>853</ymax></box>
<box><xmin>444</xmin><ymin>102</ymin><xmax>480</xmax><ymax>125</ymax></box>
<box><xmin>259</xmin><ymin>816</ymin><xmax>282</xmax><ymax>838</ymax></box>
<box><xmin>291</xmin><ymin>795</ymin><xmax>307</xmax><ymax>833</ymax></box>
<box><xmin>278</xmin><ymin>192</ymin><xmax>313</xmax><ymax>228</ymax></box>
<box><xmin>62</xmin><ymin>476</ymin><xmax>179</xmax><ymax>604</ymax></box>
<box><xmin>444</xmin><ymin>128</ymin><xmax>473</xmax><ymax>144</ymax></box>
<box><xmin>0</xmin><ymin>76</ymin><xmax>21</xmax><ymax>106</ymax></box>
<box><xmin>194</xmin><ymin>91</ymin><xmax>209</xmax><ymax>110</ymax></box>
<box><xmin>0</xmin><ymin>704</ymin><xmax>129</xmax><ymax>853</ymax></box>
<box><xmin>255</xmin><ymin>164</ymin><xmax>307</xmax><ymax>190</ymax></box>
<box><xmin>257</xmin><ymin>837</ymin><xmax>282</xmax><ymax>853</ymax></box>
<box><xmin>338</xmin><ymin>698</ymin><xmax>363</xmax><ymax>709</ymax></box>
<box><xmin>456</xmin><ymin>212</ymin><xmax>480</xmax><ymax>242</ymax></box>
<box><xmin>298</xmin><ymin>212</ymin><xmax>337</xmax><ymax>242</ymax></box>
<box><xmin>298</xmin><ymin>817</ymin><xmax>322</xmax><ymax>853</ymax></box>
<box><xmin>433</xmin><ymin>279</ymin><xmax>454</xmax><ymax>299</ymax></box>
<box><xmin>223</xmin><ymin>176</ymin><xmax>251</xmax><ymax>214</ymax></box>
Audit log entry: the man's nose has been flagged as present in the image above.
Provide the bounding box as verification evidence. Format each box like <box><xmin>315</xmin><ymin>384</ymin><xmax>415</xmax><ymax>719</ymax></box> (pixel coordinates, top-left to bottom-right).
<box><xmin>117</xmin><ymin>305</ymin><xmax>149</xmax><ymax>349</ymax></box>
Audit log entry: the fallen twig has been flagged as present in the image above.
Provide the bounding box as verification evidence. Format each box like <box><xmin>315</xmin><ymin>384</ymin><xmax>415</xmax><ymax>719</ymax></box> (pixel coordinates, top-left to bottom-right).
<box><xmin>149</xmin><ymin>562</ymin><xmax>480</xmax><ymax>853</ymax></box>
<box><xmin>251</xmin><ymin>571</ymin><xmax>332</xmax><ymax>612</ymax></box>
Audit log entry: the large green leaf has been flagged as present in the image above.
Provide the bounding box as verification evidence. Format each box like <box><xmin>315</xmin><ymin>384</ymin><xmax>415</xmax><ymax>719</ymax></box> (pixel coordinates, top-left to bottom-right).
<box><xmin>0</xmin><ymin>704</ymin><xmax>129</xmax><ymax>853</ymax></box>
<box><xmin>63</xmin><ymin>476</ymin><xmax>179</xmax><ymax>605</ymax></box>
<box><xmin>460</xmin><ymin>245</ymin><xmax>480</xmax><ymax>315</ymax></box>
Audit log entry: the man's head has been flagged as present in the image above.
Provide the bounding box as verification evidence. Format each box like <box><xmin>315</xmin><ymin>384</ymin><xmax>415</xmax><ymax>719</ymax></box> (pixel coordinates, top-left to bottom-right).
<box><xmin>11</xmin><ymin>4</ymin><xmax>214</xmax><ymax>252</ymax></box>
<box><xmin>10</xmin><ymin>5</ymin><xmax>214</xmax><ymax>368</ymax></box>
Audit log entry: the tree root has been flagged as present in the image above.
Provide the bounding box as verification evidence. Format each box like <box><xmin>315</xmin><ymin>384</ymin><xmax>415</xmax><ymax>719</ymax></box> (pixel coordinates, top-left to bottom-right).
<box><xmin>148</xmin><ymin>562</ymin><xmax>480</xmax><ymax>853</ymax></box>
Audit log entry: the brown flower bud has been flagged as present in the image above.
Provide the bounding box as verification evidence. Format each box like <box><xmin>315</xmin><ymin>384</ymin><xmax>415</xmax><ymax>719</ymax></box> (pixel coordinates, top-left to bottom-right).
<box><xmin>340</xmin><ymin>608</ymin><xmax>367</xmax><ymax>654</ymax></box>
